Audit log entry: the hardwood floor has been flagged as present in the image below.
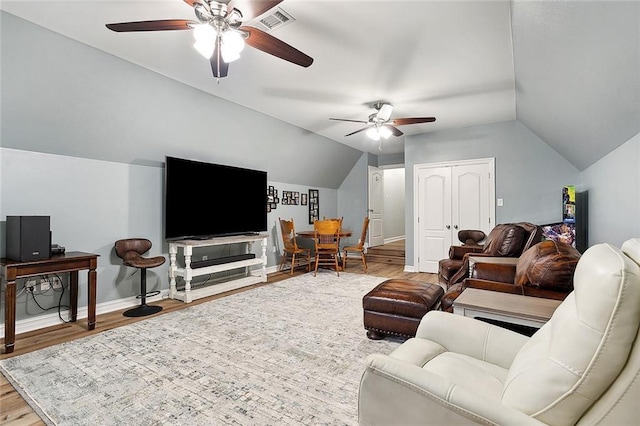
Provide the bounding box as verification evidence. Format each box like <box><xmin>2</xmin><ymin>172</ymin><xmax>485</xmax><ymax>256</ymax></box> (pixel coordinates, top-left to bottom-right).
<box><xmin>0</xmin><ymin>257</ymin><xmax>437</xmax><ymax>425</ymax></box>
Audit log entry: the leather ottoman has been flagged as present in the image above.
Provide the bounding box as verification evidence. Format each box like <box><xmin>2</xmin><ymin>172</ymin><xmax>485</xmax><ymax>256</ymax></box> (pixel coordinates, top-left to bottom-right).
<box><xmin>362</xmin><ymin>279</ymin><xmax>444</xmax><ymax>340</ymax></box>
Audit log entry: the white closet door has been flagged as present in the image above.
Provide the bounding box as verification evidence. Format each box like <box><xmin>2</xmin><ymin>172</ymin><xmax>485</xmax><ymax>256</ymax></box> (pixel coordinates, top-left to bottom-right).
<box><xmin>415</xmin><ymin>159</ymin><xmax>494</xmax><ymax>273</ymax></box>
<box><xmin>417</xmin><ymin>166</ymin><xmax>452</xmax><ymax>273</ymax></box>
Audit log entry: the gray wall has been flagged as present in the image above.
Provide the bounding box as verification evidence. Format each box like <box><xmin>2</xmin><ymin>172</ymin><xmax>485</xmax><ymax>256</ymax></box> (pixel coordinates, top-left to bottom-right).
<box><xmin>0</xmin><ymin>12</ymin><xmax>362</xmax><ymax>187</ymax></box>
<box><xmin>337</xmin><ymin>153</ymin><xmax>369</xmax><ymax>248</ymax></box>
<box><xmin>383</xmin><ymin>168</ymin><xmax>405</xmax><ymax>241</ymax></box>
<box><xmin>404</xmin><ymin>120</ymin><xmax>582</xmax><ymax>266</ymax></box>
<box><xmin>581</xmin><ymin>133</ymin><xmax>640</xmax><ymax>247</ymax></box>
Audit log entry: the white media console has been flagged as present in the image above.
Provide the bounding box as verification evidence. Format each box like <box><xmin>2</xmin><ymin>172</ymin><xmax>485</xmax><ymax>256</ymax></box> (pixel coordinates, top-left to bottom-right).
<box><xmin>168</xmin><ymin>234</ymin><xmax>268</xmax><ymax>303</ymax></box>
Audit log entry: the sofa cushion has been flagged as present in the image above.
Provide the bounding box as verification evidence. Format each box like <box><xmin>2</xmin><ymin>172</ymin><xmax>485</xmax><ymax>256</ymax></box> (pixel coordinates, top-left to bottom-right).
<box><xmin>482</xmin><ymin>224</ymin><xmax>526</xmax><ymax>256</ymax></box>
<box><xmin>514</xmin><ymin>240</ymin><xmax>581</xmax><ymax>292</ymax></box>
<box><xmin>501</xmin><ymin>243</ymin><xmax>640</xmax><ymax>426</ymax></box>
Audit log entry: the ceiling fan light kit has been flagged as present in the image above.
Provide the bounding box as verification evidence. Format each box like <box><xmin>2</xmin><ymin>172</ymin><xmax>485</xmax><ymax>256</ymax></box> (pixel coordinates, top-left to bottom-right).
<box><xmin>330</xmin><ymin>102</ymin><xmax>437</xmax><ymax>148</ymax></box>
<box><xmin>105</xmin><ymin>0</ymin><xmax>313</xmax><ymax>79</ymax></box>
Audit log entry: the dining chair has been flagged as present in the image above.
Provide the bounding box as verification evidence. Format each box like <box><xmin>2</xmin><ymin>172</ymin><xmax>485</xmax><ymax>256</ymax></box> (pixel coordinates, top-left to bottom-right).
<box><xmin>322</xmin><ymin>216</ymin><xmax>343</xmax><ymax>229</ymax></box>
<box><xmin>343</xmin><ymin>216</ymin><xmax>370</xmax><ymax>272</ymax></box>
<box><xmin>313</xmin><ymin>219</ymin><xmax>342</xmax><ymax>276</ymax></box>
<box><xmin>278</xmin><ymin>218</ymin><xmax>311</xmax><ymax>275</ymax></box>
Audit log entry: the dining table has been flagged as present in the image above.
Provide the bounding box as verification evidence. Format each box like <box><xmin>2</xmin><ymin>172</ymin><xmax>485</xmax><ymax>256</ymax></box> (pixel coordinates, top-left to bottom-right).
<box><xmin>296</xmin><ymin>230</ymin><xmax>353</xmax><ymax>239</ymax></box>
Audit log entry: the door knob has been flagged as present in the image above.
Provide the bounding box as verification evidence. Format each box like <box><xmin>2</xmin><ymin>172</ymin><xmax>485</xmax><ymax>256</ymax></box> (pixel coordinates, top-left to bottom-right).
<box><xmin>446</xmin><ymin>225</ymin><xmax>451</xmax><ymax>229</ymax></box>
<box><xmin>454</xmin><ymin>225</ymin><xmax>459</xmax><ymax>229</ymax></box>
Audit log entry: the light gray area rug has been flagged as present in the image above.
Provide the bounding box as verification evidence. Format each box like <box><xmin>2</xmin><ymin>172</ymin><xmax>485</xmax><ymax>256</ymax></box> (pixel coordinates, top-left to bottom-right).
<box><xmin>1</xmin><ymin>272</ymin><xmax>402</xmax><ymax>425</ymax></box>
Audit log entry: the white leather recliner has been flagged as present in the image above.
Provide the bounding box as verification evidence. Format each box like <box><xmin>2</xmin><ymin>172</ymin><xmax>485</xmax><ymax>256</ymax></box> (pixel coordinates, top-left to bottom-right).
<box><xmin>359</xmin><ymin>238</ymin><xmax>640</xmax><ymax>426</ymax></box>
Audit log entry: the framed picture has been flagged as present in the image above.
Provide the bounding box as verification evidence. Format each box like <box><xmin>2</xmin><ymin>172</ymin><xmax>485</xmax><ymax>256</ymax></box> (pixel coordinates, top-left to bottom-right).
<box><xmin>309</xmin><ymin>189</ymin><xmax>319</xmax><ymax>224</ymax></box>
<box><xmin>283</xmin><ymin>190</ymin><xmax>299</xmax><ymax>205</ymax></box>
<box><xmin>266</xmin><ymin>186</ymin><xmax>279</xmax><ymax>210</ymax></box>
<box><xmin>301</xmin><ymin>193</ymin><xmax>308</xmax><ymax>205</ymax></box>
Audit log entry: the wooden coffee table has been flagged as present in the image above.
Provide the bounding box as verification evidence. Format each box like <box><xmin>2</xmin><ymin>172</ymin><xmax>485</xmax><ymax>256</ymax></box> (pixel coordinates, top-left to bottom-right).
<box><xmin>452</xmin><ymin>288</ymin><xmax>562</xmax><ymax>329</ymax></box>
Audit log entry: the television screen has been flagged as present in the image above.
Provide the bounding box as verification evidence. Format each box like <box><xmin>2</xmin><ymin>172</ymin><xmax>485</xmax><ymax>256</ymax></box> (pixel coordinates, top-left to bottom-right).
<box><xmin>164</xmin><ymin>156</ymin><xmax>267</xmax><ymax>240</ymax></box>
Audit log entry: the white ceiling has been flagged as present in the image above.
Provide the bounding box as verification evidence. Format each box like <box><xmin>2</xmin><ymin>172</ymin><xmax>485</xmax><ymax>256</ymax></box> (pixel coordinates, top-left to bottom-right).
<box><xmin>2</xmin><ymin>0</ymin><xmax>638</xmax><ymax>170</ymax></box>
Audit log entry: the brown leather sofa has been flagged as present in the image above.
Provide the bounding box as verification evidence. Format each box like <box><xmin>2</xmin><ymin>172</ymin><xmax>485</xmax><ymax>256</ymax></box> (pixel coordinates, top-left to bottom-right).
<box><xmin>441</xmin><ymin>239</ymin><xmax>581</xmax><ymax>312</ymax></box>
<box><xmin>438</xmin><ymin>222</ymin><xmax>543</xmax><ymax>289</ymax></box>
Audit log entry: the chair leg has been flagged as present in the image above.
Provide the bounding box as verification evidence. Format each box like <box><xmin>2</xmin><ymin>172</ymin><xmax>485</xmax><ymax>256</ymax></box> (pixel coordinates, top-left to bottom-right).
<box><xmin>334</xmin><ymin>253</ymin><xmax>340</xmax><ymax>276</ymax></box>
<box><xmin>343</xmin><ymin>250</ymin><xmax>348</xmax><ymax>270</ymax></box>
<box><xmin>123</xmin><ymin>268</ymin><xmax>163</xmax><ymax>317</ymax></box>
<box><xmin>290</xmin><ymin>253</ymin><xmax>296</xmax><ymax>275</ymax></box>
<box><xmin>279</xmin><ymin>252</ymin><xmax>287</xmax><ymax>272</ymax></box>
<box><xmin>314</xmin><ymin>253</ymin><xmax>319</xmax><ymax>276</ymax></box>
<box><xmin>361</xmin><ymin>252</ymin><xmax>368</xmax><ymax>272</ymax></box>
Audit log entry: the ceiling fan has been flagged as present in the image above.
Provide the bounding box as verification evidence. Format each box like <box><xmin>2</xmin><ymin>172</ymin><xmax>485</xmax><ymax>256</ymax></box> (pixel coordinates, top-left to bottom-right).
<box><xmin>105</xmin><ymin>0</ymin><xmax>313</xmax><ymax>79</ymax></box>
<box><xmin>330</xmin><ymin>102</ymin><xmax>436</xmax><ymax>145</ymax></box>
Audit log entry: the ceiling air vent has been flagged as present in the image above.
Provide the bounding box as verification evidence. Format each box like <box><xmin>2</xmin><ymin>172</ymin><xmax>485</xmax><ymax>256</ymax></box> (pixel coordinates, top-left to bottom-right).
<box><xmin>255</xmin><ymin>7</ymin><xmax>295</xmax><ymax>32</ymax></box>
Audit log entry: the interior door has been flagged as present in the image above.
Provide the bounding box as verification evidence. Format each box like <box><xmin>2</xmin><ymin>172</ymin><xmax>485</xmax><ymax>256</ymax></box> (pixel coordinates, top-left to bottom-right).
<box><xmin>417</xmin><ymin>167</ymin><xmax>452</xmax><ymax>273</ymax></box>
<box><xmin>453</xmin><ymin>163</ymin><xmax>492</xmax><ymax>233</ymax></box>
<box><xmin>368</xmin><ymin>166</ymin><xmax>384</xmax><ymax>247</ymax></box>
<box><xmin>415</xmin><ymin>159</ymin><xmax>494</xmax><ymax>273</ymax></box>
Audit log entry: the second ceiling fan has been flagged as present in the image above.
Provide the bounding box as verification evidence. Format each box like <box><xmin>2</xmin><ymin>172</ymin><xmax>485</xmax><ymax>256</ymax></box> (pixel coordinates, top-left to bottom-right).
<box><xmin>106</xmin><ymin>0</ymin><xmax>313</xmax><ymax>79</ymax></box>
<box><xmin>330</xmin><ymin>102</ymin><xmax>436</xmax><ymax>142</ymax></box>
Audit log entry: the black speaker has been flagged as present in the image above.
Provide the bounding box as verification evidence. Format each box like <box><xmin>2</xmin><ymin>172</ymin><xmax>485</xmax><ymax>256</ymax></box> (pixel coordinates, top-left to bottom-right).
<box><xmin>6</xmin><ymin>216</ymin><xmax>51</xmax><ymax>262</ymax></box>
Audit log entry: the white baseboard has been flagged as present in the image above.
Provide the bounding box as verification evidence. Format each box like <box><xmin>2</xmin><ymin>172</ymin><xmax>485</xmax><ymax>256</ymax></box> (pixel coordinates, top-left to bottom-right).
<box><xmin>383</xmin><ymin>235</ymin><xmax>405</xmax><ymax>244</ymax></box>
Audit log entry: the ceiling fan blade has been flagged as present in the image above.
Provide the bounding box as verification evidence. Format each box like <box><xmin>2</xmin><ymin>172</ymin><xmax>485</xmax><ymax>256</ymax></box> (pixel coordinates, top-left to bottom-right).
<box><xmin>329</xmin><ymin>118</ymin><xmax>368</xmax><ymax>124</ymax></box>
<box><xmin>384</xmin><ymin>125</ymin><xmax>404</xmax><ymax>137</ymax></box>
<box><xmin>377</xmin><ymin>104</ymin><xmax>394</xmax><ymax>121</ymax></box>
<box><xmin>106</xmin><ymin>20</ymin><xmax>196</xmax><ymax>32</ymax></box>
<box><xmin>241</xmin><ymin>26</ymin><xmax>313</xmax><ymax>67</ymax></box>
<box><xmin>227</xmin><ymin>0</ymin><xmax>282</xmax><ymax>21</ymax></box>
<box><xmin>344</xmin><ymin>126</ymin><xmax>372</xmax><ymax>137</ymax></box>
<box><xmin>211</xmin><ymin>43</ymin><xmax>229</xmax><ymax>78</ymax></box>
<box><xmin>391</xmin><ymin>117</ymin><xmax>436</xmax><ymax>126</ymax></box>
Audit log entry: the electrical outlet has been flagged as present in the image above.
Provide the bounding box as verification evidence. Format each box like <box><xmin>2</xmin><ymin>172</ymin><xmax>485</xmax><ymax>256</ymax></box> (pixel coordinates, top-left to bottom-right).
<box><xmin>40</xmin><ymin>279</ymin><xmax>51</xmax><ymax>291</ymax></box>
<box><xmin>52</xmin><ymin>276</ymin><xmax>63</xmax><ymax>289</ymax></box>
<box><xmin>273</xmin><ymin>246</ymin><xmax>277</xmax><ymax>252</ymax></box>
<box><xmin>202</xmin><ymin>255</ymin><xmax>208</xmax><ymax>261</ymax></box>
<box><xmin>26</xmin><ymin>279</ymin><xmax>37</xmax><ymax>290</ymax></box>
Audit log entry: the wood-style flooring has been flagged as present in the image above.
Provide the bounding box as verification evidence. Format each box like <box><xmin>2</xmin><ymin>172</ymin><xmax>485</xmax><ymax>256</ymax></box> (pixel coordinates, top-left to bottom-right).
<box><xmin>1</xmin><ymin>245</ymin><xmax>436</xmax><ymax>426</ymax></box>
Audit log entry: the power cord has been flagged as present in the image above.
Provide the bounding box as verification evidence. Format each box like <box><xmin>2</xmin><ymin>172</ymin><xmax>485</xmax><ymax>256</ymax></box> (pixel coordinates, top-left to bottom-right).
<box><xmin>25</xmin><ymin>274</ymin><xmax>72</xmax><ymax>323</ymax></box>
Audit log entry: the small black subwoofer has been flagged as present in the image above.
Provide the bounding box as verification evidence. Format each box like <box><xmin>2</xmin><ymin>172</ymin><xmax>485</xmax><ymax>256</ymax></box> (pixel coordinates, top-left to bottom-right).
<box><xmin>6</xmin><ymin>216</ymin><xmax>51</xmax><ymax>261</ymax></box>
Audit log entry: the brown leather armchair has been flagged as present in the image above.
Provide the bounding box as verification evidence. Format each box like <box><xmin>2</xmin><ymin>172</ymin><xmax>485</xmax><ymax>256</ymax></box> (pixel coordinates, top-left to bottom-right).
<box><xmin>438</xmin><ymin>222</ymin><xmax>542</xmax><ymax>289</ymax></box>
<box><xmin>441</xmin><ymin>239</ymin><xmax>581</xmax><ymax>312</ymax></box>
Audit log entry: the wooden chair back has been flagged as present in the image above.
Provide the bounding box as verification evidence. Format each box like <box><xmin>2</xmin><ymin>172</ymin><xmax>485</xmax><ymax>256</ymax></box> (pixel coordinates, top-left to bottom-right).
<box><xmin>356</xmin><ymin>217</ymin><xmax>370</xmax><ymax>249</ymax></box>
<box><xmin>279</xmin><ymin>218</ymin><xmax>299</xmax><ymax>252</ymax></box>
<box><xmin>313</xmin><ymin>219</ymin><xmax>342</xmax><ymax>251</ymax></box>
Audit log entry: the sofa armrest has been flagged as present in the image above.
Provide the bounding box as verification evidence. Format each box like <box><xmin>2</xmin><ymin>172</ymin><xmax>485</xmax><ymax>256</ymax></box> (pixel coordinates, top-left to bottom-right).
<box><xmin>449</xmin><ymin>245</ymin><xmax>483</xmax><ymax>260</ymax></box>
<box><xmin>471</xmin><ymin>261</ymin><xmax>517</xmax><ymax>282</ymax></box>
<box><xmin>359</xmin><ymin>354</ymin><xmax>546</xmax><ymax>426</ymax></box>
<box><xmin>414</xmin><ymin>311</ymin><xmax>529</xmax><ymax>369</ymax></box>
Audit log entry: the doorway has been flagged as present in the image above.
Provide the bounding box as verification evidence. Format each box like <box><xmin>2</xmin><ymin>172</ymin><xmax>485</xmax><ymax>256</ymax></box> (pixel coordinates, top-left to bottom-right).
<box><xmin>368</xmin><ymin>166</ymin><xmax>406</xmax><ymax>248</ymax></box>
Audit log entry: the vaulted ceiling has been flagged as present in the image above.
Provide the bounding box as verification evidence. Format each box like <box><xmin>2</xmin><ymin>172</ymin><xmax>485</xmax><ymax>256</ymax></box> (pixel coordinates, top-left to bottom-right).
<box><xmin>1</xmin><ymin>0</ymin><xmax>638</xmax><ymax>171</ymax></box>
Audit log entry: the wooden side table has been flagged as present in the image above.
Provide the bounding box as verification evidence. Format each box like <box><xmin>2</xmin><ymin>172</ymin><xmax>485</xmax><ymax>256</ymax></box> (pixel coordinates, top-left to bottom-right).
<box><xmin>453</xmin><ymin>288</ymin><xmax>562</xmax><ymax>329</ymax></box>
<box><xmin>1</xmin><ymin>252</ymin><xmax>99</xmax><ymax>354</ymax></box>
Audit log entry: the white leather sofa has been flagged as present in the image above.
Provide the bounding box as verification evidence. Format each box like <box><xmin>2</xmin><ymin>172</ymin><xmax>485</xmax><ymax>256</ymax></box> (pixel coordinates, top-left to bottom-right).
<box><xmin>358</xmin><ymin>238</ymin><xmax>640</xmax><ymax>425</ymax></box>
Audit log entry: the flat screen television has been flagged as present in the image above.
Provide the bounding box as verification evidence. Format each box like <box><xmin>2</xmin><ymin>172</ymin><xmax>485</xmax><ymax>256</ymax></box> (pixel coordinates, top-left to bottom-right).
<box><xmin>164</xmin><ymin>156</ymin><xmax>267</xmax><ymax>240</ymax></box>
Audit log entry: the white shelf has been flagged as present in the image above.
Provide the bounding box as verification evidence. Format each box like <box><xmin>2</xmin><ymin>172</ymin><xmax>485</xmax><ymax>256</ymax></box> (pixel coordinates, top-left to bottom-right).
<box><xmin>168</xmin><ymin>234</ymin><xmax>267</xmax><ymax>303</ymax></box>
<box><xmin>169</xmin><ymin>274</ymin><xmax>265</xmax><ymax>302</ymax></box>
